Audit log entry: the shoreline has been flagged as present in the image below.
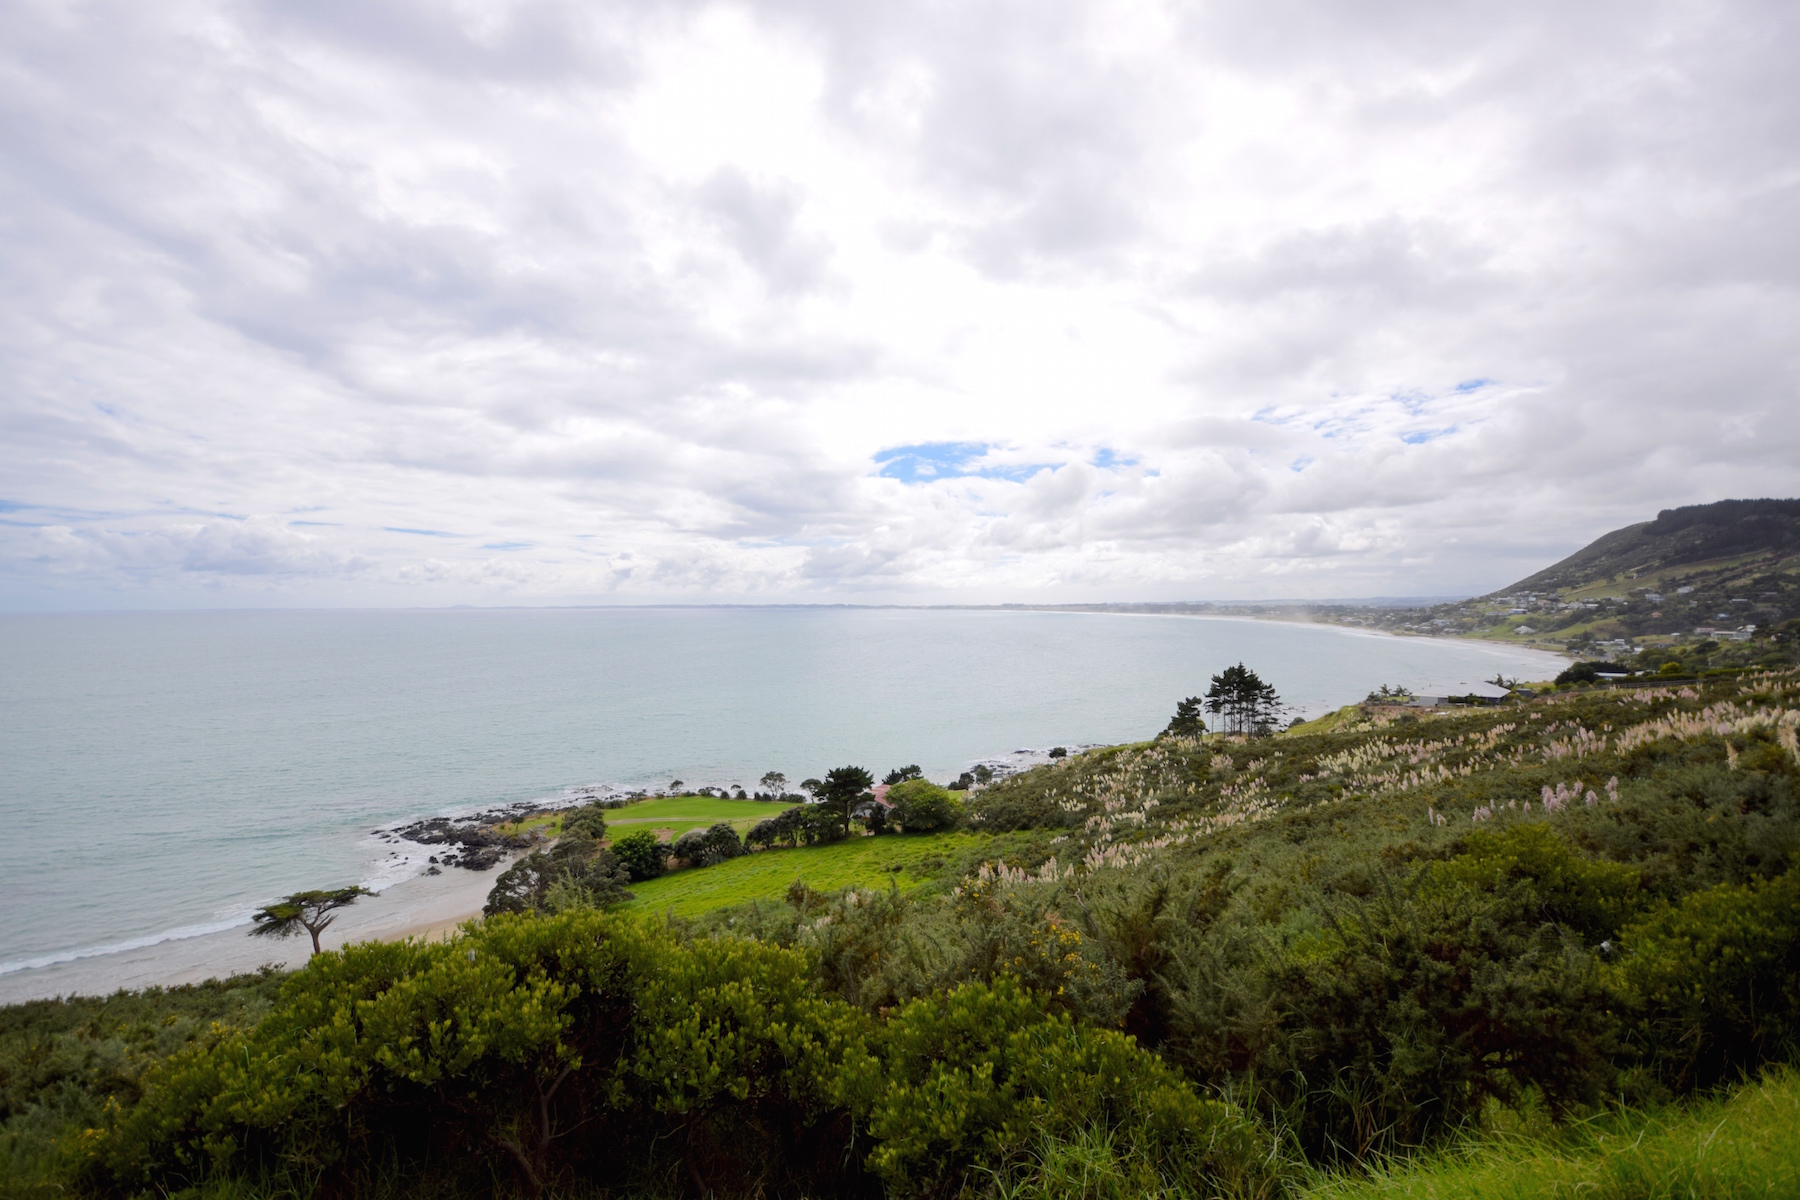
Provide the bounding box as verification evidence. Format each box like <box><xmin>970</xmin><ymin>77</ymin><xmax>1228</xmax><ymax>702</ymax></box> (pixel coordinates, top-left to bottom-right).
<box><xmin>0</xmin><ymin>864</ymin><xmax>497</xmax><ymax>1005</ymax></box>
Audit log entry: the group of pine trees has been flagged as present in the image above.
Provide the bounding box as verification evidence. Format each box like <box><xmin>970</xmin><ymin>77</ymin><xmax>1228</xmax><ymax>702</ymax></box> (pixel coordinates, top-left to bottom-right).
<box><xmin>1163</xmin><ymin>661</ymin><xmax>1284</xmax><ymax>738</ymax></box>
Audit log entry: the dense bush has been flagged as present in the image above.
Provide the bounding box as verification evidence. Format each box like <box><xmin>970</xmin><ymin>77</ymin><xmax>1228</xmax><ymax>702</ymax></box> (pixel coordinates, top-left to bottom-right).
<box><xmin>1610</xmin><ymin>858</ymin><xmax>1800</xmax><ymax>1090</ymax></box>
<box><xmin>1263</xmin><ymin>865</ymin><xmax>1618</xmax><ymax>1156</ymax></box>
<box><xmin>610</xmin><ymin>829</ymin><xmax>669</xmax><ymax>882</ymax></box>
<box><xmin>91</xmin><ymin>915</ymin><xmax>874</xmax><ymax>1196</ymax></box>
<box><xmin>746</xmin><ymin>804</ymin><xmax>847</xmax><ymax>850</ymax></box>
<box><xmin>82</xmin><ymin>916</ymin><xmax>1268</xmax><ymax>1200</ymax></box>
<box><xmin>558</xmin><ymin>800</ymin><xmax>609</xmax><ymax>841</ymax></box>
<box><xmin>867</xmin><ymin>978</ymin><xmax>1274</xmax><ymax>1198</ymax></box>
<box><xmin>670</xmin><ymin>822</ymin><xmax>745</xmax><ymax>867</ymax></box>
<box><xmin>887</xmin><ymin>779</ymin><xmax>962</xmax><ymax>832</ymax></box>
<box><xmin>484</xmin><ymin>831</ymin><xmax>632</xmax><ymax>916</ymax></box>
<box><xmin>0</xmin><ymin>973</ymin><xmax>285</xmax><ymax>1197</ymax></box>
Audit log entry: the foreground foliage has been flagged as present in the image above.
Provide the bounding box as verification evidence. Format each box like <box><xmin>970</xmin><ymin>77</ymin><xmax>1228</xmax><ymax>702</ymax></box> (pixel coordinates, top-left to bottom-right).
<box><xmin>78</xmin><ymin>916</ymin><xmax>1274</xmax><ymax>1199</ymax></box>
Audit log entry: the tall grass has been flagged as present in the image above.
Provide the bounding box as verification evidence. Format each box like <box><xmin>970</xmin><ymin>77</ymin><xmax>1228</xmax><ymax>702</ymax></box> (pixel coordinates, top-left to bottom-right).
<box><xmin>1302</xmin><ymin>1068</ymin><xmax>1800</xmax><ymax>1200</ymax></box>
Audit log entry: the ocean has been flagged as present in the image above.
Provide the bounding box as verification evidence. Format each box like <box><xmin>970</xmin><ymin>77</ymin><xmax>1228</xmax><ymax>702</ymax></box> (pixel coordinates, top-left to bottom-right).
<box><xmin>0</xmin><ymin>606</ymin><xmax>1564</xmax><ymax>998</ymax></box>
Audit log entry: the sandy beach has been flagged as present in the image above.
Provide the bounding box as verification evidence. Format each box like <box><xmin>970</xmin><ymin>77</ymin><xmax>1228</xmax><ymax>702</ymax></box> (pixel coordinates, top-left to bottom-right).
<box><xmin>0</xmin><ymin>864</ymin><xmax>499</xmax><ymax>1005</ymax></box>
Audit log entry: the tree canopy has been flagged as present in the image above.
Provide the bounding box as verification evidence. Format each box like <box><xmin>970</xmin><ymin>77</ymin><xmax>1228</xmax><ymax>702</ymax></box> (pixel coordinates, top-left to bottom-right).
<box><xmin>1161</xmin><ymin>697</ymin><xmax>1208</xmax><ymax>738</ymax></box>
<box><xmin>248</xmin><ymin>886</ymin><xmax>371</xmax><ymax>956</ymax></box>
<box><xmin>817</xmin><ymin>765</ymin><xmax>875</xmax><ymax>836</ymax></box>
<box><xmin>1203</xmin><ymin>663</ymin><xmax>1283</xmax><ymax>736</ymax></box>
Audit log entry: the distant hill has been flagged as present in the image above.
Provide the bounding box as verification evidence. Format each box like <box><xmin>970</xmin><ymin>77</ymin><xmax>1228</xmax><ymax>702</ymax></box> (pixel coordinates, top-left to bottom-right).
<box><xmin>1498</xmin><ymin>498</ymin><xmax>1800</xmax><ymax>595</ymax></box>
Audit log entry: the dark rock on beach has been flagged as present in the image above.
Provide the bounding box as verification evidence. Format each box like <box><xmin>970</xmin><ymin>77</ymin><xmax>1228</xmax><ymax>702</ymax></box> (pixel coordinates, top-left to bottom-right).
<box><xmin>392</xmin><ymin>812</ymin><xmax>535</xmax><ymax>871</ymax></box>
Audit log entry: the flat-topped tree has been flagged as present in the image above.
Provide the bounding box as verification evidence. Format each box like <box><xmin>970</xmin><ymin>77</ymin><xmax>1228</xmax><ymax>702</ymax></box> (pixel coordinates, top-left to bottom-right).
<box><xmin>249</xmin><ymin>886</ymin><xmax>371</xmax><ymax>956</ymax></box>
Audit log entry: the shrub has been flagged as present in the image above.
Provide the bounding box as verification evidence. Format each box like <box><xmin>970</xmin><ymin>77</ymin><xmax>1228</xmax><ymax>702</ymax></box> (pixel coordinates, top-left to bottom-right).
<box><xmin>1609</xmin><ymin>859</ymin><xmax>1800</xmax><ymax>1089</ymax></box>
<box><xmin>887</xmin><ymin>779</ymin><xmax>962</xmax><ymax>833</ymax></box>
<box><xmin>92</xmin><ymin>914</ymin><xmax>878</xmax><ymax>1198</ymax></box>
<box><xmin>745</xmin><ymin>814</ymin><xmax>793</xmax><ymax>850</ymax></box>
<box><xmin>672</xmin><ymin>822</ymin><xmax>745</xmax><ymax>867</ymax></box>
<box><xmin>610</xmin><ymin>829</ymin><xmax>669</xmax><ymax>882</ymax></box>
<box><xmin>1427</xmin><ymin>822</ymin><xmax>1643</xmax><ymax>942</ymax></box>
<box><xmin>799</xmin><ymin>804</ymin><xmax>849</xmax><ymax>845</ymax></box>
<box><xmin>865</xmin><ymin>977</ymin><xmax>1274</xmax><ymax>1198</ymax></box>
<box><xmin>742</xmin><ymin>805</ymin><xmax>843</xmax><ymax>849</ymax></box>
<box><xmin>484</xmin><ymin>833</ymin><xmax>632</xmax><ymax>916</ymax></box>
<box><xmin>559</xmin><ymin>800</ymin><xmax>609</xmax><ymax>841</ymax></box>
<box><xmin>670</xmin><ymin>826</ymin><xmax>708</xmax><ymax>864</ymax></box>
<box><xmin>1266</xmin><ymin>868</ymin><xmax>1617</xmax><ymax>1157</ymax></box>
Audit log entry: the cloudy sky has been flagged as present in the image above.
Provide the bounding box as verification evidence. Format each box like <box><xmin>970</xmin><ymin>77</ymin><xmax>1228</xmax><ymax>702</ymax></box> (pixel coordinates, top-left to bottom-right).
<box><xmin>2</xmin><ymin>0</ymin><xmax>1795</xmax><ymax>608</ymax></box>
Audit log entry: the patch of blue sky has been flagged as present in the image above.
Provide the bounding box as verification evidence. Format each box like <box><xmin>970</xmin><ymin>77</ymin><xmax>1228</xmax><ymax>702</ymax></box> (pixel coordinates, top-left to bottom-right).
<box><xmin>482</xmin><ymin>541</ymin><xmax>531</xmax><ymax>551</ymax></box>
<box><xmin>1455</xmin><ymin>378</ymin><xmax>1493</xmax><ymax>392</ymax></box>
<box><xmin>874</xmin><ymin>441</ymin><xmax>987</xmax><ymax>482</ymax></box>
<box><xmin>0</xmin><ymin>499</ymin><xmax>32</xmax><ymax>512</ymax></box>
<box><xmin>289</xmin><ymin>520</ymin><xmax>337</xmax><ymax>527</ymax></box>
<box><xmin>384</xmin><ymin>526</ymin><xmax>459</xmax><ymax>537</ymax></box>
<box><xmin>874</xmin><ymin>441</ymin><xmax>1056</xmax><ymax>484</ymax></box>
<box><xmin>1391</xmin><ymin>390</ymin><xmax>1432</xmax><ymax>416</ymax></box>
<box><xmin>1401</xmin><ymin>425</ymin><xmax>1460</xmax><ymax>444</ymax></box>
<box><xmin>1091</xmin><ymin>447</ymin><xmax>1136</xmax><ymax>469</ymax></box>
<box><xmin>1290</xmin><ymin>456</ymin><xmax>1314</xmax><ymax>472</ymax></box>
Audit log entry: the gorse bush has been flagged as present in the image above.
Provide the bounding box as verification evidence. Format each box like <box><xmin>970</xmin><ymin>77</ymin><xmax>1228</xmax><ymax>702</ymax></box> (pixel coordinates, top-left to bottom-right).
<box><xmin>82</xmin><ymin>914</ymin><xmax>1271</xmax><ymax>1200</ymax></box>
<box><xmin>867</xmin><ymin>977</ymin><xmax>1274</xmax><ymax>1199</ymax></box>
<box><xmin>1609</xmin><ymin>857</ymin><xmax>1800</xmax><ymax>1091</ymax></box>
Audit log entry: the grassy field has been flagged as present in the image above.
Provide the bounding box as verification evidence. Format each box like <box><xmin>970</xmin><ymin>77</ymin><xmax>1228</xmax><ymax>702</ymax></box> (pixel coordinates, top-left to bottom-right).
<box><xmin>605</xmin><ymin>794</ymin><xmax>797</xmax><ymax>839</ymax></box>
<box><xmin>1303</xmin><ymin>1069</ymin><xmax>1800</xmax><ymax>1200</ymax></box>
<box><xmin>497</xmin><ymin>795</ymin><xmax>798</xmax><ymax>842</ymax></box>
<box><xmin>620</xmin><ymin>832</ymin><xmax>988</xmax><ymax>917</ymax></box>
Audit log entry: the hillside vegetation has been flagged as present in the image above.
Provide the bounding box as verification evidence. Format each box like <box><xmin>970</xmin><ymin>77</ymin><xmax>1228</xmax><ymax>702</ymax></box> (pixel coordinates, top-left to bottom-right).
<box><xmin>5</xmin><ymin>670</ymin><xmax>1799</xmax><ymax>1198</ymax></box>
<box><xmin>1321</xmin><ymin>498</ymin><xmax>1800</xmax><ymax>660</ymax></box>
<box><xmin>1506</xmin><ymin>497</ymin><xmax>1800</xmax><ymax>594</ymax></box>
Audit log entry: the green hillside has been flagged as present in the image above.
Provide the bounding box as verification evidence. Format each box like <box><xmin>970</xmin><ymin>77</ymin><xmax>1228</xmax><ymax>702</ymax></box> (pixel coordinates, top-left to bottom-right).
<box><xmin>1501</xmin><ymin>498</ymin><xmax>1800</xmax><ymax>594</ymax></box>
<box><xmin>1289</xmin><ymin>498</ymin><xmax>1800</xmax><ymax>663</ymax></box>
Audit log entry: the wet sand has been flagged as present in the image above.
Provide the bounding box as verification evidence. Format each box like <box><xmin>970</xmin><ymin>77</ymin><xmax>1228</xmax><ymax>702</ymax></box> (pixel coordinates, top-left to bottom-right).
<box><xmin>0</xmin><ymin>864</ymin><xmax>500</xmax><ymax>1005</ymax></box>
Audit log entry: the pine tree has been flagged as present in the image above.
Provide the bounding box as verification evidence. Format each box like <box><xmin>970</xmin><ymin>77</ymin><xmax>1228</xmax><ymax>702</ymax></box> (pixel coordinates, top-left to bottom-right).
<box><xmin>1203</xmin><ymin>663</ymin><xmax>1283</xmax><ymax>736</ymax></box>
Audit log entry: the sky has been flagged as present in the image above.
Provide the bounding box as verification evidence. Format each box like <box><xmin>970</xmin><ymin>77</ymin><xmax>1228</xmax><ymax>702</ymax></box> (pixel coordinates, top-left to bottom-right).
<box><xmin>1</xmin><ymin>0</ymin><xmax>1796</xmax><ymax>609</ymax></box>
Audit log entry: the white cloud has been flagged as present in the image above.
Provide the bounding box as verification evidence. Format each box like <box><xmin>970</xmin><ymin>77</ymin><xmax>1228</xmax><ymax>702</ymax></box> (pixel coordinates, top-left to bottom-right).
<box><xmin>1</xmin><ymin>0</ymin><xmax>1796</xmax><ymax>608</ymax></box>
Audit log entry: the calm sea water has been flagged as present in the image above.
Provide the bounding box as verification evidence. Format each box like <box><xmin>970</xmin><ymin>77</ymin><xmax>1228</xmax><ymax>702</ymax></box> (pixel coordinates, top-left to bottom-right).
<box><xmin>0</xmin><ymin>607</ymin><xmax>1563</xmax><ymax>975</ymax></box>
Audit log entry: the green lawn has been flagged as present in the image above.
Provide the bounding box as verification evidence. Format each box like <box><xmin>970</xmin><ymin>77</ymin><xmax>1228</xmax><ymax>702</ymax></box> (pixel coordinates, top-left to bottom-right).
<box><xmin>1303</xmin><ymin>1068</ymin><xmax>1800</xmax><ymax>1200</ymax></box>
<box><xmin>597</xmin><ymin>794</ymin><xmax>797</xmax><ymax>839</ymax></box>
<box><xmin>492</xmin><ymin>795</ymin><xmax>795</xmax><ymax>842</ymax></box>
<box><xmin>620</xmin><ymin>832</ymin><xmax>989</xmax><ymax>917</ymax></box>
